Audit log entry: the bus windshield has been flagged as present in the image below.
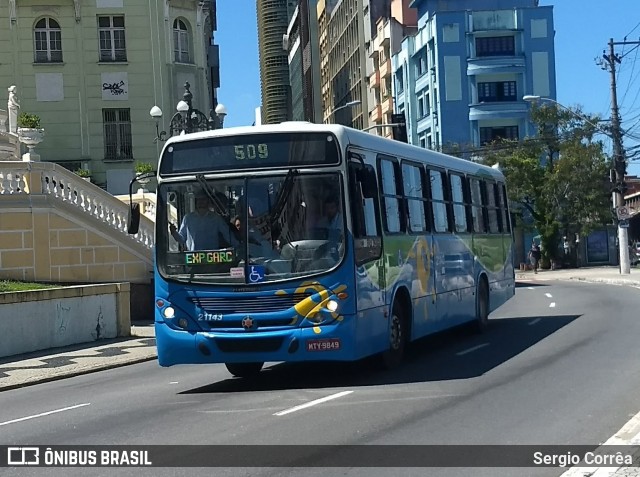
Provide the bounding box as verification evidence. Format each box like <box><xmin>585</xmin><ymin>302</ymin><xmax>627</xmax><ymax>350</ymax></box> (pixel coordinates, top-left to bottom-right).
<box><xmin>157</xmin><ymin>172</ymin><xmax>345</xmax><ymax>284</ymax></box>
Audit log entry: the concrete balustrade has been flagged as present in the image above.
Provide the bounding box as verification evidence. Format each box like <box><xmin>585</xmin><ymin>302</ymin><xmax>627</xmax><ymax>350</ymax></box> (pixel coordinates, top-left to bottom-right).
<box><xmin>115</xmin><ymin>191</ymin><xmax>158</xmax><ymax>221</ymax></box>
<box><xmin>0</xmin><ymin>161</ymin><xmax>154</xmax><ymax>284</ymax></box>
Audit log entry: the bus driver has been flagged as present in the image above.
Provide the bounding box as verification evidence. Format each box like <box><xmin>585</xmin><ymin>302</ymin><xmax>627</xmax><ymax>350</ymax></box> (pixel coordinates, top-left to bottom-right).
<box><xmin>169</xmin><ymin>193</ymin><xmax>235</xmax><ymax>251</ymax></box>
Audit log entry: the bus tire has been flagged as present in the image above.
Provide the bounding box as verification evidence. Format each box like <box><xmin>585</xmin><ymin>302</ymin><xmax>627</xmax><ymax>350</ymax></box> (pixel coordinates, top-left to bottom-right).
<box><xmin>381</xmin><ymin>301</ymin><xmax>407</xmax><ymax>369</ymax></box>
<box><xmin>473</xmin><ymin>278</ymin><xmax>490</xmax><ymax>333</ymax></box>
<box><xmin>225</xmin><ymin>362</ymin><xmax>264</xmax><ymax>378</ymax></box>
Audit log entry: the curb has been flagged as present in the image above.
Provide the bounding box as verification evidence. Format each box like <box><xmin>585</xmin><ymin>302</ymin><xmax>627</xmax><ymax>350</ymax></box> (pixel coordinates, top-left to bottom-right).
<box><xmin>559</xmin><ymin>409</ymin><xmax>640</xmax><ymax>476</ymax></box>
<box><xmin>568</xmin><ymin>277</ymin><xmax>640</xmax><ymax>289</ymax></box>
<box><xmin>516</xmin><ymin>274</ymin><xmax>640</xmax><ymax>289</ymax></box>
<box><xmin>0</xmin><ymin>353</ymin><xmax>157</xmax><ymax>392</ymax></box>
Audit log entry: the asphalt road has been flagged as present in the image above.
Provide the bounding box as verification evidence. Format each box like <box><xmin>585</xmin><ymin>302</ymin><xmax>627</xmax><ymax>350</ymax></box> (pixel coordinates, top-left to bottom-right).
<box><xmin>2</xmin><ymin>280</ymin><xmax>640</xmax><ymax>477</ymax></box>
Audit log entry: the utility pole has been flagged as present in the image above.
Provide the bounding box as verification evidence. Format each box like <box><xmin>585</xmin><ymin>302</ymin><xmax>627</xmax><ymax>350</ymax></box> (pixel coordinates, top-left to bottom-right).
<box><xmin>601</xmin><ymin>37</ymin><xmax>640</xmax><ymax>274</ymax></box>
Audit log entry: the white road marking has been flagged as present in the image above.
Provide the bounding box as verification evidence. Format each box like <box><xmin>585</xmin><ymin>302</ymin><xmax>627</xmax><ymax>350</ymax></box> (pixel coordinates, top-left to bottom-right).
<box><xmin>545</xmin><ymin>293</ymin><xmax>553</xmax><ymax>298</ymax></box>
<box><xmin>456</xmin><ymin>343</ymin><xmax>489</xmax><ymax>356</ymax></box>
<box><xmin>549</xmin><ymin>302</ymin><xmax>556</xmax><ymax>308</ymax></box>
<box><xmin>169</xmin><ymin>381</ymin><xmax>179</xmax><ymax>384</ymax></box>
<box><xmin>0</xmin><ymin>403</ymin><xmax>91</xmax><ymax>427</ymax></box>
<box><xmin>274</xmin><ymin>391</ymin><xmax>353</xmax><ymax>416</ymax></box>
<box><xmin>528</xmin><ymin>287</ymin><xmax>535</xmax><ymax>290</ymax></box>
<box><xmin>528</xmin><ymin>318</ymin><xmax>541</xmax><ymax>326</ymax></box>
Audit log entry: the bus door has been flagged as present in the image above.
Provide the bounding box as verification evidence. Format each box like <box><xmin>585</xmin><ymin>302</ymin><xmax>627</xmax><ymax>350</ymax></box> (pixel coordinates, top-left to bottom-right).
<box><xmin>348</xmin><ymin>151</ymin><xmax>386</xmax><ymax>350</ymax></box>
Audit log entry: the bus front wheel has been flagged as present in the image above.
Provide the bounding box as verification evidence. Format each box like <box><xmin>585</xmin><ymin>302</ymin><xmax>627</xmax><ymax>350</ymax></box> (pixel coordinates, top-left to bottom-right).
<box><xmin>473</xmin><ymin>279</ymin><xmax>490</xmax><ymax>333</ymax></box>
<box><xmin>381</xmin><ymin>301</ymin><xmax>407</xmax><ymax>369</ymax></box>
<box><xmin>225</xmin><ymin>362</ymin><xmax>264</xmax><ymax>378</ymax></box>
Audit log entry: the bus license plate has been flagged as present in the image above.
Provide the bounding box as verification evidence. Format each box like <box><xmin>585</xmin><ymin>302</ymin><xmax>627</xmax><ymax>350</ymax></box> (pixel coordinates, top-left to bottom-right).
<box><xmin>306</xmin><ymin>338</ymin><xmax>341</xmax><ymax>352</ymax></box>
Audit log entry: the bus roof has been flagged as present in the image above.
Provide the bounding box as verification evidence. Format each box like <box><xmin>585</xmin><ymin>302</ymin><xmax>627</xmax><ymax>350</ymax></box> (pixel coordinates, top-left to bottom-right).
<box><xmin>163</xmin><ymin>122</ymin><xmax>505</xmax><ymax>180</ymax></box>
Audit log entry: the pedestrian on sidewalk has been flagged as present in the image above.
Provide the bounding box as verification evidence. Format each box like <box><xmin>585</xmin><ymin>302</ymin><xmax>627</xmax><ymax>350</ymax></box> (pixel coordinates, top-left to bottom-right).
<box><xmin>529</xmin><ymin>241</ymin><xmax>541</xmax><ymax>274</ymax></box>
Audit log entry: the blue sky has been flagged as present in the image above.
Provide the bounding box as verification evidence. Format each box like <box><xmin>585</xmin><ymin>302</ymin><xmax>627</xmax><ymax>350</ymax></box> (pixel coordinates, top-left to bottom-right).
<box><xmin>215</xmin><ymin>0</ymin><xmax>640</xmax><ymax>174</ymax></box>
<box><xmin>216</xmin><ymin>0</ymin><xmax>261</xmax><ymax>128</ymax></box>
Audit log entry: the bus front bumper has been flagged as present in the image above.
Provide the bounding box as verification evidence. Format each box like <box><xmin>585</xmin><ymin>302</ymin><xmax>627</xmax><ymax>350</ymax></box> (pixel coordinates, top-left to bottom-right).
<box><xmin>155</xmin><ymin>318</ymin><xmax>357</xmax><ymax>367</ymax></box>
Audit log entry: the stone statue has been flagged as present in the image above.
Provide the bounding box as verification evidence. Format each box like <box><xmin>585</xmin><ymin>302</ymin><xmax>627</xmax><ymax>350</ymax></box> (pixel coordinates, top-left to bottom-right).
<box><xmin>8</xmin><ymin>85</ymin><xmax>20</xmax><ymax>134</ymax></box>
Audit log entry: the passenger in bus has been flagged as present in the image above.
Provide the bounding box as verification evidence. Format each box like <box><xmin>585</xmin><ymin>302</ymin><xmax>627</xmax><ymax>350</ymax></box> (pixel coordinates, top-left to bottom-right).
<box><xmin>316</xmin><ymin>196</ymin><xmax>343</xmax><ymax>238</ymax></box>
<box><xmin>234</xmin><ymin>216</ymin><xmax>275</xmax><ymax>258</ymax></box>
<box><xmin>169</xmin><ymin>194</ymin><xmax>237</xmax><ymax>251</ymax></box>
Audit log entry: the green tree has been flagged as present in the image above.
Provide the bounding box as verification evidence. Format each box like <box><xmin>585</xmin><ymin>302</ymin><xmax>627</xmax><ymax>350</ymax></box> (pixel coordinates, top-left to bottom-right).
<box><xmin>481</xmin><ymin>103</ymin><xmax>612</xmax><ymax>263</ymax></box>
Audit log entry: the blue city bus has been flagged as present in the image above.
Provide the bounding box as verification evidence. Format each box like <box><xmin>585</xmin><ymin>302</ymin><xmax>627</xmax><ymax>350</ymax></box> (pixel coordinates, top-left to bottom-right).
<box><xmin>128</xmin><ymin>122</ymin><xmax>515</xmax><ymax>377</ymax></box>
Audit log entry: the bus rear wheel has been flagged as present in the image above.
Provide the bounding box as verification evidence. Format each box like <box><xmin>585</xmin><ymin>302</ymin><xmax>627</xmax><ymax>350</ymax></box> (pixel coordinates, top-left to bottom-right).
<box><xmin>225</xmin><ymin>362</ymin><xmax>264</xmax><ymax>378</ymax></box>
<box><xmin>381</xmin><ymin>302</ymin><xmax>407</xmax><ymax>369</ymax></box>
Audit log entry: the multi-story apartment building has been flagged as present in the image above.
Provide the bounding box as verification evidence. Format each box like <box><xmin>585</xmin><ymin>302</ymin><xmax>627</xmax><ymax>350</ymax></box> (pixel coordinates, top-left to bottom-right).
<box><xmin>319</xmin><ymin>0</ymin><xmax>368</xmax><ymax>129</ymax></box>
<box><xmin>367</xmin><ymin>0</ymin><xmax>416</xmax><ymax>138</ymax></box>
<box><xmin>286</xmin><ymin>0</ymin><xmax>322</xmax><ymax>122</ymax></box>
<box><xmin>392</xmin><ymin>0</ymin><xmax>556</xmax><ymax>152</ymax></box>
<box><xmin>0</xmin><ymin>0</ymin><xmax>219</xmax><ymax>194</ymax></box>
<box><xmin>317</xmin><ymin>0</ymin><xmax>332</xmax><ymax>124</ymax></box>
<box><xmin>257</xmin><ymin>0</ymin><xmax>297</xmax><ymax>124</ymax></box>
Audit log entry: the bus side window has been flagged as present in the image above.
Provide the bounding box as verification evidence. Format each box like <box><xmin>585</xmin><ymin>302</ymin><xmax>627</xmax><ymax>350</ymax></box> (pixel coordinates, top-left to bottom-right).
<box><xmin>349</xmin><ymin>155</ymin><xmax>382</xmax><ymax>265</ymax></box>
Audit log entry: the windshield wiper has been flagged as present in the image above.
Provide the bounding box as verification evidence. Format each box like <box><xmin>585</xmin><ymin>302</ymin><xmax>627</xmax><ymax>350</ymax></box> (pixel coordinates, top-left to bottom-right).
<box><xmin>269</xmin><ymin>168</ymin><xmax>299</xmax><ymax>225</ymax></box>
<box><xmin>195</xmin><ymin>174</ymin><xmax>229</xmax><ymax>220</ymax></box>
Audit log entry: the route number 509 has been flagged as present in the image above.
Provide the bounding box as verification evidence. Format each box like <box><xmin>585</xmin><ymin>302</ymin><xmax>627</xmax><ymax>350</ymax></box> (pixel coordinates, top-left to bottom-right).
<box><xmin>234</xmin><ymin>144</ymin><xmax>268</xmax><ymax>160</ymax></box>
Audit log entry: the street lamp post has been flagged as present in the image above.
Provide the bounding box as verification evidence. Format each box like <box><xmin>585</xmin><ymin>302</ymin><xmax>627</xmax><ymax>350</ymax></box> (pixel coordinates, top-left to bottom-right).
<box><xmin>150</xmin><ymin>82</ymin><xmax>228</xmax><ymax>142</ymax></box>
<box><xmin>523</xmin><ymin>94</ymin><xmax>630</xmax><ymax>274</ymax></box>
<box><xmin>330</xmin><ymin>100</ymin><xmax>361</xmax><ymax>124</ymax></box>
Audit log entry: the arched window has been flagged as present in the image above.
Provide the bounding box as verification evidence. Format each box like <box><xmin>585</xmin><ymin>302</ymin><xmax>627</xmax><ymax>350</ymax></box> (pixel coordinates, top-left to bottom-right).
<box><xmin>173</xmin><ymin>19</ymin><xmax>191</xmax><ymax>63</ymax></box>
<box><xmin>34</xmin><ymin>18</ymin><xmax>62</xmax><ymax>63</ymax></box>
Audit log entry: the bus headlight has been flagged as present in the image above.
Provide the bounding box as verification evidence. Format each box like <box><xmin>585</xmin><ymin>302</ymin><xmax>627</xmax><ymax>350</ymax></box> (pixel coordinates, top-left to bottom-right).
<box><xmin>163</xmin><ymin>306</ymin><xmax>176</xmax><ymax>319</ymax></box>
<box><xmin>326</xmin><ymin>300</ymin><xmax>339</xmax><ymax>312</ymax></box>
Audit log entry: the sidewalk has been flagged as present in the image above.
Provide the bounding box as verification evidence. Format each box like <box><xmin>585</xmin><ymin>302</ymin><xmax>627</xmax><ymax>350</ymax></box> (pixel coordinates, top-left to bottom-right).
<box><xmin>516</xmin><ymin>264</ymin><xmax>640</xmax><ymax>288</ymax></box>
<box><xmin>0</xmin><ymin>323</ymin><xmax>157</xmax><ymax>391</ymax></box>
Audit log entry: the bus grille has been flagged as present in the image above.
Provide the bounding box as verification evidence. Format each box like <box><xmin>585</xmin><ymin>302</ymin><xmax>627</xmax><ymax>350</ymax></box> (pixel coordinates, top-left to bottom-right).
<box><xmin>204</xmin><ymin>319</ymin><xmax>294</xmax><ymax>329</ymax></box>
<box><xmin>214</xmin><ymin>337</ymin><xmax>284</xmax><ymax>353</ymax></box>
<box><xmin>189</xmin><ymin>292</ymin><xmax>312</xmax><ymax>314</ymax></box>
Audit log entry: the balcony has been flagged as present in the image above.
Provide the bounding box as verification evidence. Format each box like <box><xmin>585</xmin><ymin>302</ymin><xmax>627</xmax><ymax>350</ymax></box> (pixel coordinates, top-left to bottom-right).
<box><xmin>380</xmin><ymin>96</ymin><xmax>393</xmax><ymax>114</ymax></box>
<box><xmin>468</xmin><ymin>101</ymin><xmax>529</xmax><ymax>121</ymax></box>
<box><xmin>369</xmin><ymin>104</ymin><xmax>382</xmax><ymax>123</ymax></box>
<box><xmin>467</xmin><ymin>55</ymin><xmax>525</xmax><ymax>76</ymax></box>
<box><xmin>379</xmin><ymin>58</ymin><xmax>391</xmax><ymax>79</ymax></box>
<box><xmin>373</xmin><ymin>21</ymin><xmax>391</xmax><ymax>52</ymax></box>
<box><xmin>369</xmin><ymin>70</ymin><xmax>381</xmax><ymax>89</ymax></box>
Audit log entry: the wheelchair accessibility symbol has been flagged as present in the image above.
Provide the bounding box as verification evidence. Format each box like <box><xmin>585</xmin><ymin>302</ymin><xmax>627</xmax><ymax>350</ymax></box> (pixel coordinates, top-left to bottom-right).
<box><xmin>248</xmin><ymin>265</ymin><xmax>265</xmax><ymax>283</ymax></box>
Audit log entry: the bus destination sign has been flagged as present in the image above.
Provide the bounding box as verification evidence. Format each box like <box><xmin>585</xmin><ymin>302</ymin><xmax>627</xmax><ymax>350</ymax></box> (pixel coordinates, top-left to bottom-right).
<box><xmin>160</xmin><ymin>132</ymin><xmax>340</xmax><ymax>174</ymax></box>
<box><xmin>185</xmin><ymin>250</ymin><xmax>234</xmax><ymax>265</ymax></box>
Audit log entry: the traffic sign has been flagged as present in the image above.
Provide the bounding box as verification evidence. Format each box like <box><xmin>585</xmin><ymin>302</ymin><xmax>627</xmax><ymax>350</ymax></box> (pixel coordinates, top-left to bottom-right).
<box><xmin>619</xmin><ymin>219</ymin><xmax>629</xmax><ymax>228</ymax></box>
<box><xmin>616</xmin><ymin>205</ymin><xmax>638</xmax><ymax>220</ymax></box>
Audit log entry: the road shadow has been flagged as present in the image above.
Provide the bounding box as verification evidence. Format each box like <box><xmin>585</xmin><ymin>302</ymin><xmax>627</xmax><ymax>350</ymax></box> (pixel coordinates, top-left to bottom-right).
<box><xmin>180</xmin><ymin>314</ymin><xmax>579</xmax><ymax>394</ymax></box>
<box><xmin>515</xmin><ymin>281</ymin><xmax>550</xmax><ymax>288</ymax></box>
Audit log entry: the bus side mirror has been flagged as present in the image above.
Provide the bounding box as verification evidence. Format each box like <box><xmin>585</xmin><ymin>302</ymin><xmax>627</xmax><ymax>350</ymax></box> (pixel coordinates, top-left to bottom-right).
<box><xmin>128</xmin><ymin>203</ymin><xmax>140</xmax><ymax>234</ymax></box>
<box><xmin>358</xmin><ymin>165</ymin><xmax>377</xmax><ymax>199</ymax></box>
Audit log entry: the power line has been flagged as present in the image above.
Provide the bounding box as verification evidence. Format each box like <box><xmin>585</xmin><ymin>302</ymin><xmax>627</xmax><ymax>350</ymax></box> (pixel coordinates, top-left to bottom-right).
<box><xmin>624</xmin><ymin>20</ymin><xmax>640</xmax><ymax>39</ymax></box>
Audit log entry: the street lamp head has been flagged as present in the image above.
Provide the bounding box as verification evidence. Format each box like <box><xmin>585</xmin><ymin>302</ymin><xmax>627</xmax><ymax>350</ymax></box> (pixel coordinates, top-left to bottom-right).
<box><xmin>215</xmin><ymin>103</ymin><xmax>228</xmax><ymax>118</ymax></box>
<box><xmin>176</xmin><ymin>100</ymin><xmax>189</xmax><ymax>113</ymax></box>
<box><xmin>330</xmin><ymin>100</ymin><xmax>362</xmax><ymax>121</ymax></box>
<box><xmin>522</xmin><ymin>95</ymin><xmax>542</xmax><ymax>102</ymax></box>
<box><xmin>149</xmin><ymin>105</ymin><xmax>163</xmax><ymax>119</ymax></box>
